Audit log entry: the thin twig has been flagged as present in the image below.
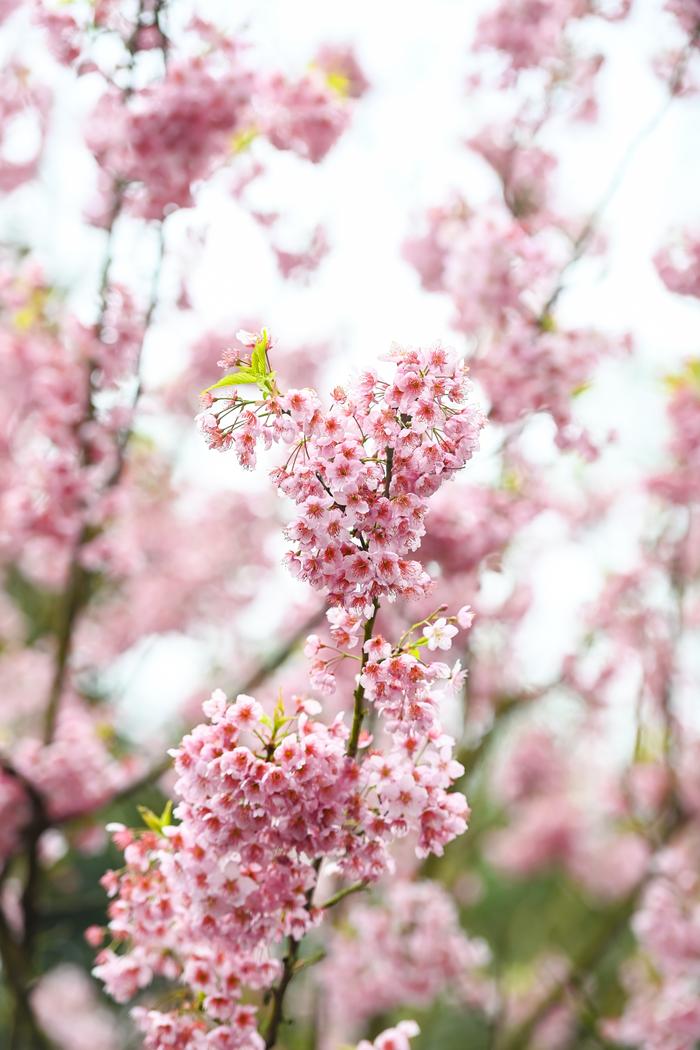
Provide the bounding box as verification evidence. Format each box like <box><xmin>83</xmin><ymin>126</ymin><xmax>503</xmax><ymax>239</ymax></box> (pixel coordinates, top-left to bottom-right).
<box><xmin>318</xmin><ymin>879</ymin><xmax>368</xmax><ymax>910</ymax></box>
<box><xmin>541</xmin><ymin>36</ymin><xmax>698</xmax><ymax>318</ymax></box>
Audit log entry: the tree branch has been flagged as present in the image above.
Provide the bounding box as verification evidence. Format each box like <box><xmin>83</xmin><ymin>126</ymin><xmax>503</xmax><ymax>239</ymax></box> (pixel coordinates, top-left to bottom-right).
<box><xmin>347</xmin><ymin>600</ymin><xmax>379</xmax><ymax>758</ymax></box>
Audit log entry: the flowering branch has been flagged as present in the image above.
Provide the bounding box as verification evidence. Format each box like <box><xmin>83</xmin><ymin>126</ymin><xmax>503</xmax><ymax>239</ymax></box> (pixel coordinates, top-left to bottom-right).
<box><xmin>42</xmin><ymin>11</ymin><xmax>169</xmax><ymax>746</ymax></box>
<box><xmin>92</xmin><ymin>333</ymin><xmax>484</xmax><ymax>1047</ymax></box>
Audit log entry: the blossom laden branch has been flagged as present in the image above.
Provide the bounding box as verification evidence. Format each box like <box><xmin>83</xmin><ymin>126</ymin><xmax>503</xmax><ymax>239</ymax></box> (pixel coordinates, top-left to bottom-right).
<box><xmin>93</xmin><ymin>333</ymin><xmax>484</xmax><ymax>1047</ymax></box>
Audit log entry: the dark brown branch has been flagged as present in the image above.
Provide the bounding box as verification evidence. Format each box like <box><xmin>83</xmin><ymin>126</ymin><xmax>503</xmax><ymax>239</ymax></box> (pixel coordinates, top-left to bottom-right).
<box><xmin>263</xmin><ymin>858</ymin><xmax>323</xmax><ymax>1048</ymax></box>
<box><xmin>263</xmin><ymin>936</ymin><xmax>302</xmax><ymax>1049</ymax></box>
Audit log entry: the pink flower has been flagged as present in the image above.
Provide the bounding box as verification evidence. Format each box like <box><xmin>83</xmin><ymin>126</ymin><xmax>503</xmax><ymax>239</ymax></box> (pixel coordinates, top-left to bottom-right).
<box><xmin>356</xmin><ymin>1020</ymin><xmax>420</xmax><ymax>1050</ymax></box>
<box><xmin>424</xmin><ymin>617</ymin><xmax>458</xmax><ymax>651</ymax></box>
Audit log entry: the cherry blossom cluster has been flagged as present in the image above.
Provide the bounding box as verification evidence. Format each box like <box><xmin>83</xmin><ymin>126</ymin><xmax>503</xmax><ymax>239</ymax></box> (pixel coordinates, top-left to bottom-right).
<box><xmin>0</xmin><ymin>700</ymin><xmax>144</xmax><ymax>867</ymax></box>
<box><xmin>87</xmin><ymin>54</ymin><xmax>348</xmax><ymax>221</ymax></box>
<box><xmin>310</xmin><ymin>602</ymin><xmax>471</xmax><ymax>726</ymax></box>
<box><xmin>31</xmin><ymin>965</ymin><xmax>120</xmax><ymax>1050</ymax></box>
<box><xmin>94</xmin><ymin>686</ymin><xmax>470</xmax><ymax>1041</ymax></box>
<box><xmin>0</xmin><ymin>256</ymin><xmax>147</xmax><ymax>573</ymax></box>
<box><xmin>421</xmin><ymin>478</ymin><xmax>543</xmax><ymax>578</ymax></box>
<box><xmin>403</xmin><ymin>0</ymin><xmax>641</xmax><ymax>454</ymax></box>
<box><xmin>79</xmin><ymin>17</ymin><xmax>351</xmax><ymax>221</ymax></box>
<box><xmin>16</xmin><ymin>4</ymin><xmax>356</xmax><ymax>227</ymax></box>
<box><xmin>355</xmin><ymin>1022</ymin><xmax>420</xmax><ymax>1050</ymax></box>
<box><xmin>473</xmin><ymin>319</ymin><xmax>623</xmax><ymax>451</ymax></box>
<box><xmin>603</xmin><ymin>833</ymin><xmax>700</xmax><ymax>1050</ymax></box>
<box><xmin>199</xmin><ymin>331</ymin><xmax>483</xmax><ymax>617</ymax></box>
<box><xmin>655</xmin><ymin>231</ymin><xmax>700</xmax><ymax>300</ymax></box>
<box><xmin>320</xmin><ymin>880</ymin><xmax>494</xmax><ymax>1035</ymax></box>
<box><xmin>404</xmin><ymin>201</ymin><xmax>624</xmax><ymax>453</ymax></box>
<box><xmin>13</xmin><ymin>703</ymin><xmax>143</xmax><ymax>822</ymax></box>
<box><xmin>650</xmin><ymin>363</ymin><xmax>700</xmax><ymax>505</ymax></box>
<box><xmin>487</xmin><ymin>724</ymin><xmax>652</xmax><ymax>900</ymax></box>
<box><xmin>474</xmin><ymin>0</ymin><xmax>630</xmax><ymax>78</ymax></box>
<box><xmin>94</xmin><ymin>811</ymin><xmax>278</xmax><ymax>1048</ymax></box>
<box><xmin>474</xmin><ymin>0</ymin><xmax>633</xmax><ymax>82</ymax></box>
<box><xmin>0</xmin><ymin>62</ymin><xmax>51</xmax><ymax>193</ymax></box>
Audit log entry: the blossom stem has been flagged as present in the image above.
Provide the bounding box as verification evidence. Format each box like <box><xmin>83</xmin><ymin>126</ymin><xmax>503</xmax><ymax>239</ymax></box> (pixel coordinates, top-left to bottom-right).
<box><xmin>346</xmin><ymin>445</ymin><xmax>394</xmax><ymax>757</ymax></box>
<box><xmin>383</xmin><ymin>445</ymin><xmax>394</xmax><ymax>497</ymax></box>
<box><xmin>540</xmin><ymin>37</ymin><xmax>696</xmax><ymax>319</ymax></box>
<box><xmin>347</xmin><ymin>599</ymin><xmax>379</xmax><ymax>758</ymax></box>
<box><xmin>318</xmin><ymin>879</ymin><xmax>368</xmax><ymax>910</ymax></box>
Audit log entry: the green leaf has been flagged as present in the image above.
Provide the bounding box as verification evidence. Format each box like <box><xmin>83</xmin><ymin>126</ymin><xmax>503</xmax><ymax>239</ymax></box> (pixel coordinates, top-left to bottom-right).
<box><xmin>5</xmin><ymin>565</ymin><xmax>59</xmax><ymax>645</ymax></box>
<box><xmin>251</xmin><ymin>329</ymin><xmax>270</xmax><ymax>377</ymax></box>
<box><xmin>260</xmin><ymin>370</ymin><xmax>277</xmax><ymax>398</ymax></box>
<box><xmin>138</xmin><ymin>799</ymin><xmax>174</xmax><ymax>835</ymax></box>
<box><xmin>230</xmin><ymin>127</ymin><xmax>258</xmax><ymax>154</ymax></box>
<box><xmin>137</xmin><ymin>806</ymin><xmax>162</xmax><ymax>833</ymax></box>
<box><xmin>324</xmin><ymin>71</ymin><xmax>350</xmax><ymax>97</ymax></box>
<box><xmin>665</xmin><ymin>357</ymin><xmax>700</xmax><ymax>393</ymax></box>
<box><xmin>203</xmin><ymin>369</ymin><xmax>258</xmax><ymax>393</ymax></box>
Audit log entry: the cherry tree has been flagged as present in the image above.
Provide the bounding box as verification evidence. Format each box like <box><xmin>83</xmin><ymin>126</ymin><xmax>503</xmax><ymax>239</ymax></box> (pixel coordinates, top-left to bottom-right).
<box><xmin>0</xmin><ymin>1</ymin><xmax>699</xmax><ymax>1049</ymax></box>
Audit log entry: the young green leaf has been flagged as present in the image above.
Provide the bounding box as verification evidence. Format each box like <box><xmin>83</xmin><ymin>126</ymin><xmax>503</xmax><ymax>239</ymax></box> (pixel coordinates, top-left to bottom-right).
<box><xmin>138</xmin><ymin>799</ymin><xmax>175</xmax><ymax>835</ymax></box>
<box><xmin>203</xmin><ymin>369</ymin><xmax>258</xmax><ymax>393</ymax></box>
<box><xmin>138</xmin><ymin>805</ymin><xmax>163</xmax><ymax>834</ymax></box>
<box><xmin>251</xmin><ymin>329</ymin><xmax>270</xmax><ymax>376</ymax></box>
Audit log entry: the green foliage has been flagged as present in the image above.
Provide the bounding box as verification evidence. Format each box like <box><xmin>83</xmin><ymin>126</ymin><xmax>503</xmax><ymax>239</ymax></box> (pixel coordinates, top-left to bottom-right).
<box><xmin>205</xmin><ymin>369</ymin><xmax>260</xmax><ymax>391</ymax></box>
<box><xmin>4</xmin><ymin>565</ymin><xmax>60</xmax><ymax>645</ymax></box>
<box><xmin>137</xmin><ymin>798</ymin><xmax>174</xmax><ymax>834</ymax></box>
<box><xmin>4</xmin><ymin>561</ymin><xmax>104</xmax><ymax>648</ymax></box>
<box><xmin>413</xmin><ymin>1004</ymin><xmax>493</xmax><ymax>1050</ymax></box>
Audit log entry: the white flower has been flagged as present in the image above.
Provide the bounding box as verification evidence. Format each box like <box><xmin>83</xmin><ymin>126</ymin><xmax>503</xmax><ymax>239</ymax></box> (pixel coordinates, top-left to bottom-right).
<box><xmin>202</xmin><ymin>688</ymin><xmax>228</xmax><ymax>721</ymax></box>
<box><xmin>423</xmin><ymin>617</ymin><xmax>458</xmax><ymax>651</ymax></box>
<box><xmin>236</xmin><ymin>328</ymin><xmax>258</xmax><ymax>346</ymax></box>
